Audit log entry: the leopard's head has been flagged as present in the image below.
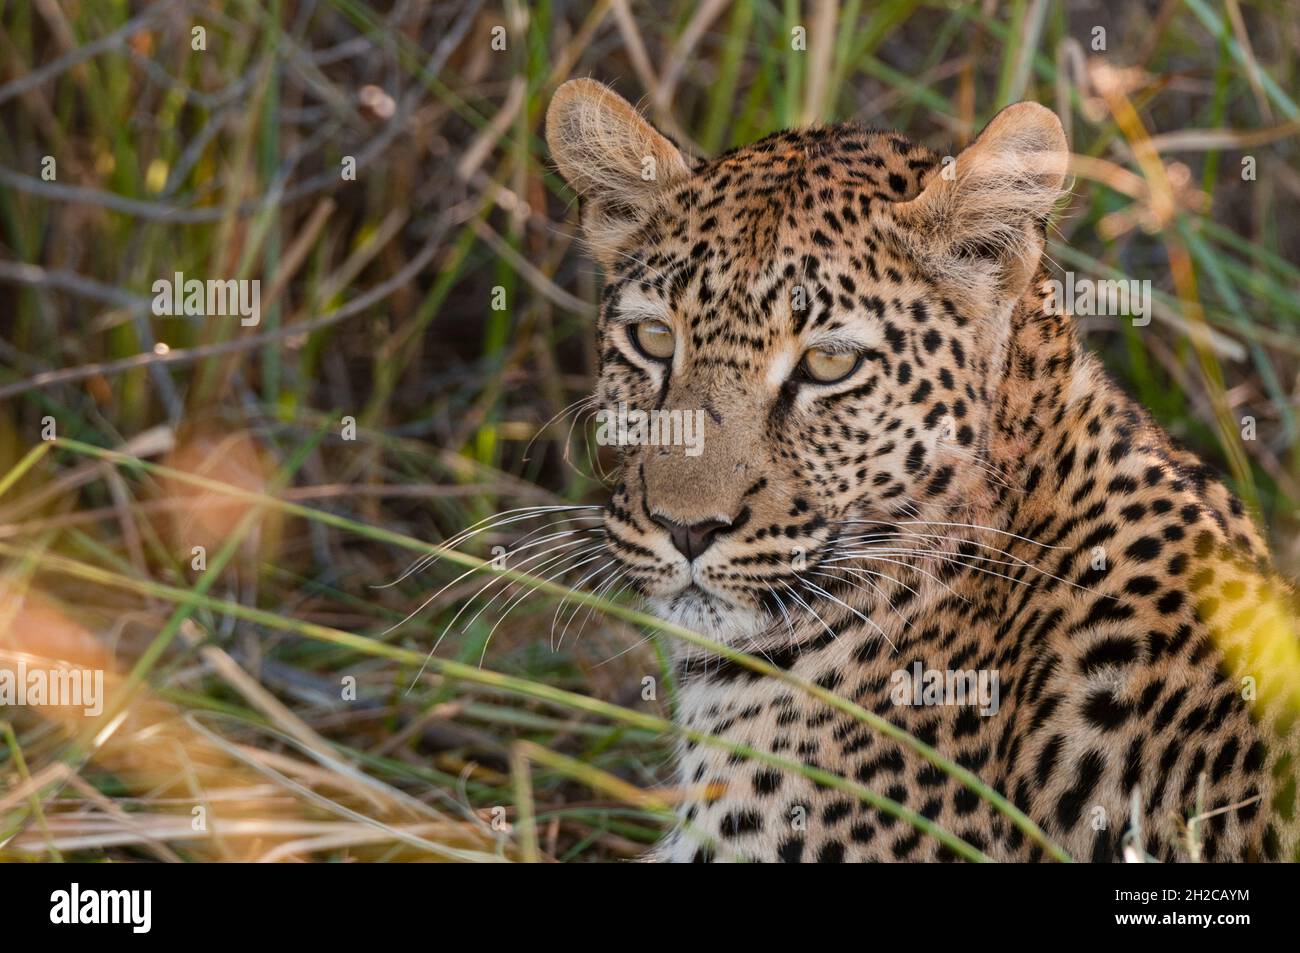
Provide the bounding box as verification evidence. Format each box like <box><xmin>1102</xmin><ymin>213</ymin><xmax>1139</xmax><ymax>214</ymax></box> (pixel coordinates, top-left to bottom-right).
<box><xmin>546</xmin><ymin>79</ymin><xmax>1068</xmax><ymax>645</ymax></box>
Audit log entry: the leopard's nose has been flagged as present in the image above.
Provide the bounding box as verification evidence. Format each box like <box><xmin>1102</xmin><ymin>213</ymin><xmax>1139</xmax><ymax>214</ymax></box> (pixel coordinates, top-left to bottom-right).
<box><xmin>652</xmin><ymin>515</ymin><xmax>729</xmax><ymax>562</ymax></box>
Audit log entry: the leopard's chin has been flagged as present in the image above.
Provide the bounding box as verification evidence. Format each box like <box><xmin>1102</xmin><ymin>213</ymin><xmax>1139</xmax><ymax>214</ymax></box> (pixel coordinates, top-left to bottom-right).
<box><xmin>646</xmin><ymin>586</ymin><xmax>769</xmax><ymax>646</ymax></box>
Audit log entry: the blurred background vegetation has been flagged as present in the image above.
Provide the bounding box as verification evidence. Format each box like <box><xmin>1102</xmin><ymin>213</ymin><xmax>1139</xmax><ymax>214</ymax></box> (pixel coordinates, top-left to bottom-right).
<box><xmin>0</xmin><ymin>0</ymin><xmax>1296</xmax><ymax>862</ymax></box>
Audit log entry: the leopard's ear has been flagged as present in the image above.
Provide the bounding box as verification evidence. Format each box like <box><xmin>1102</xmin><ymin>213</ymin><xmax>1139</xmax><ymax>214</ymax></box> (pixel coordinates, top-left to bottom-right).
<box><xmin>892</xmin><ymin>101</ymin><xmax>1068</xmax><ymax>307</ymax></box>
<box><xmin>546</xmin><ymin>79</ymin><xmax>691</xmax><ymax>265</ymax></box>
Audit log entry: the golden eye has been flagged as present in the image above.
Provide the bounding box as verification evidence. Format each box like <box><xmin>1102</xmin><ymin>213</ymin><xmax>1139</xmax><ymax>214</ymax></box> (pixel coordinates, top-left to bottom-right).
<box><xmin>801</xmin><ymin>347</ymin><xmax>860</xmax><ymax>384</ymax></box>
<box><xmin>632</xmin><ymin>320</ymin><xmax>676</xmax><ymax>360</ymax></box>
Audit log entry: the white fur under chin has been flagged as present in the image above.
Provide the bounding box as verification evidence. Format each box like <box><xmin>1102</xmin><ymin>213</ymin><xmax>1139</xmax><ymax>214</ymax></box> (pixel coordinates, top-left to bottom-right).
<box><xmin>646</xmin><ymin>590</ymin><xmax>769</xmax><ymax>647</ymax></box>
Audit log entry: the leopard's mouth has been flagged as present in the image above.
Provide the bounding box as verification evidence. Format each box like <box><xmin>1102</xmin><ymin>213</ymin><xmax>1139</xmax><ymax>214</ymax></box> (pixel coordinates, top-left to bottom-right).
<box><xmin>646</xmin><ymin>582</ymin><xmax>771</xmax><ymax>644</ymax></box>
<box><xmin>659</xmin><ymin>563</ymin><xmax>773</xmax><ymax>612</ymax></box>
<box><xmin>627</xmin><ymin>527</ymin><xmax>837</xmax><ymax>624</ymax></box>
<box><xmin>652</xmin><ymin>577</ymin><xmax>742</xmax><ymax>614</ymax></box>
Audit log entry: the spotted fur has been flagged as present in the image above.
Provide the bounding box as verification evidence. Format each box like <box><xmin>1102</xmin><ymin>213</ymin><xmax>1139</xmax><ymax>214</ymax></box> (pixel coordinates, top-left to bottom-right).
<box><xmin>546</xmin><ymin>79</ymin><xmax>1300</xmax><ymax>862</ymax></box>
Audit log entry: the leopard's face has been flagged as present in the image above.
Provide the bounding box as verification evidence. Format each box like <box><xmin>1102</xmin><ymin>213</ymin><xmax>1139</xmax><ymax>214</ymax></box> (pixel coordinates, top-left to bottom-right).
<box><xmin>549</xmin><ymin>81</ymin><xmax>1067</xmax><ymax>646</ymax></box>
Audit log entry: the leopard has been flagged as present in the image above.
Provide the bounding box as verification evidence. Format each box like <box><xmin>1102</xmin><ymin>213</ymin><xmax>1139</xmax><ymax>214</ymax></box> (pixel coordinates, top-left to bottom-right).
<box><xmin>543</xmin><ymin>78</ymin><xmax>1300</xmax><ymax>862</ymax></box>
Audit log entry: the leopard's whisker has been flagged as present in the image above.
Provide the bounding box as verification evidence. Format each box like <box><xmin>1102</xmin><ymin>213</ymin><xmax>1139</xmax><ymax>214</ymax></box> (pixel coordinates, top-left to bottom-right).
<box><xmin>428</xmin><ymin>503</ymin><xmax>604</xmax><ymax>555</ymax></box>
<box><xmin>522</xmin><ymin>395</ymin><xmax>598</xmax><ymax>465</ymax></box>
<box><xmin>552</xmin><ymin>557</ymin><xmax>620</xmax><ymax>640</ymax></box>
<box><xmin>765</xmin><ymin>584</ymin><xmax>798</xmax><ymax>643</ymax></box>
<box><xmin>593</xmin><ymin>627</ymin><xmax>657</xmax><ymax>668</ymax></box>
<box><xmin>831</xmin><ymin>547</ymin><xmax>1035</xmax><ymax>588</ymax></box>
<box><xmin>478</xmin><ymin>546</ymin><xmax>615</xmax><ymax>661</ymax></box>
<box><xmin>440</xmin><ymin>540</ymin><xmax>608</xmax><ymax>668</ymax></box>
<box><xmin>569</xmin><ymin>564</ymin><xmax>634</xmax><ymax>647</ymax></box>
<box><xmin>829</xmin><ymin>528</ymin><xmax>1039</xmax><ymax>566</ymax></box>
<box><xmin>935</xmin><ymin>444</ymin><xmax>1021</xmax><ymax>493</ymax></box>
<box><xmin>400</xmin><ymin>538</ymin><xmax>610</xmax><ymax>691</ymax></box>
<box><xmin>855</xmin><ymin>544</ymin><xmax>1039</xmax><ymax>572</ymax></box>
<box><xmin>817</xmin><ymin>557</ymin><xmax>915</xmax><ymax>584</ymax></box>
<box><xmin>495</xmin><ymin>518</ymin><xmax>609</xmax><ymax>561</ymax></box>
<box><xmin>474</xmin><ymin>548</ymin><xmax>614</xmax><ymax>668</ymax></box>
<box><xmin>585</xmin><ymin>402</ymin><xmax>619</xmax><ymax>485</ymax></box>
<box><xmin>418</xmin><ymin>536</ymin><xmax>607</xmax><ymax>648</ymax></box>
<box><xmin>563</xmin><ymin>401</ymin><xmax>608</xmax><ymax>483</ymax></box>
<box><xmin>550</xmin><ymin>557</ymin><xmax>620</xmax><ymax>650</ymax></box>
<box><xmin>463</xmin><ymin>541</ymin><xmax>612</xmax><ymax>654</ymax></box>
<box><xmin>807</xmin><ymin>568</ymin><xmax>913</xmax><ymax>631</ymax></box>
<box><xmin>833</xmin><ymin>517</ymin><xmax>1061</xmax><ymax>549</ymax></box>
<box><xmin>821</xmin><ymin>553</ymin><xmax>970</xmax><ymax>603</ymax></box>
<box><xmin>780</xmin><ymin>581</ymin><xmax>840</xmax><ymax>644</ymax></box>
<box><xmin>799</xmin><ymin>577</ymin><xmax>896</xmax><ymax>651</ymax></box>
<box><xmin>377</xmin><ymin>505</ymin><xmax>604</xmax><ymax>589</ymax></box>
<box><xmin>741</xmin><ymin>628</ymin><xmax>781</xmax><ymax>669</ymax></box>
<box><xmin>826</xmin><ymin>534</ymin><xmax>1040</xmax><ymax>574</ymax></box>
<box><xmin>823</xmin><ymin>563</ymin><xmax>921</xmax><ymax>602</ymax></box>
<box><xmin>522</xmin><ymin>394</ymin><xmax>598</xmax><ymax>465</ymax></box>
<box><xmin>573</xmin><ymin>574</ymin><xmax>638</xmax><ymax>647</ymax></box>
<box><xmin>827</xmin><ymin>544</ymin><xmax>1095</xmax><ymax>593</ymax></box>
<box><xmin>386</xmin><ymin>529</ymin><xmax>604</xmax><ymax>645</ymax></box>
<box><xmin>557</xmin><ymin>562</ymin><xmax>628</xmax><ymax>649</ymax></box>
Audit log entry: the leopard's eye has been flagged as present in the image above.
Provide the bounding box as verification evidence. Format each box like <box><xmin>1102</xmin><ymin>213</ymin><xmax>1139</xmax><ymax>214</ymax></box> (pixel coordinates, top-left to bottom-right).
<box><xmin>631</xmin><ymin>320</ymin><xmax>676</xmax><ymax>360</ymax></box>
<box><xmin>801</xmin><ymin>347</ymin><xmax>860</xmax><ymax>384</ymax></box>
